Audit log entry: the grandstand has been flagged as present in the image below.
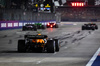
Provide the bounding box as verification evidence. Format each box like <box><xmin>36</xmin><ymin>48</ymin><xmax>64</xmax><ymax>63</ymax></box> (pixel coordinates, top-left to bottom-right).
<box><xmin>55</xmin><ymin>0</ymin><xmax>100</xmax><ymax>22</ymax></box>
<box><xmin>56</xmin><ymin>6</ymin><xmax>100</xmax><ymax>22</ymax></box>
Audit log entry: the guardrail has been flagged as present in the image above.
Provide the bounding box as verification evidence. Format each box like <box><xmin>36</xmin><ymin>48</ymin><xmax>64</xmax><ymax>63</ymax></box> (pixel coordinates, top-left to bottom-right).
<box><xmin>0</xmin><ymin>20</ymin><xmax>56</xmax><ymax>30</ymax></box>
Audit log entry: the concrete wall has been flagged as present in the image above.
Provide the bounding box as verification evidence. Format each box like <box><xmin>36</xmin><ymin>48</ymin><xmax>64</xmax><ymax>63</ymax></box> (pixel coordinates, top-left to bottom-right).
<box><xmin>0</xmin><ymin>20</ymin><xmax>56</xmax><ymax>30</ymax></box>
<box><xmin>0</xmin><ymin>9</ymin><xmax>61</xmax><ymax>30</ymax></box>
<box><xmin>0</xmin><ymin>9</ymin><xmax>58</xmax><ymax>22</ymax></box>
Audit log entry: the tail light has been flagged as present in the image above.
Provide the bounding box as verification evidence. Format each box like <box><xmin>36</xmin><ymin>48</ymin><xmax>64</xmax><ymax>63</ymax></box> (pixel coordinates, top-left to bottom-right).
<box><xmin>47</xmin><ymin>23</ymin><xmax>50</xmax><ymax>25</ymax></box>
<box><xmin>53</xmin><ymin>23</ymin><xmax>55</xmax><ymax>25</ymax></box>
<box><xmin>50</xmin><ymin>25</ymin><xmax>53</xmax><ymax>28</ymax></box>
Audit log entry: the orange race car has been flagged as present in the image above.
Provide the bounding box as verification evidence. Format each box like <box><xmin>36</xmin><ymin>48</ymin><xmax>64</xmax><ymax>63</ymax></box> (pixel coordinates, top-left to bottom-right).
<box><xmin>18</xmin><ymin>33</ymin><xmax>60</xmax><ymax>53</ymax></box>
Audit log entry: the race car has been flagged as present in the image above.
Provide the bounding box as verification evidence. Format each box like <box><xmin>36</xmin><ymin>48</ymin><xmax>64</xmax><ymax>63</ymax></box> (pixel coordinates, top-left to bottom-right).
<box><xmin>89</xmin><ymin>23</ymin><xmax>98</xmax><ymax>30</ymax></box>
<box><xmin>82</xmin><ymin>23</ymin><xmax>98</xmax><ymax>30</ymax></box>
<box><xmin>35</xmin><ymin>23</ymin><xmax>46</xmax><ymax>29</ymax></box>
<box><xmin>46</xmin><ymin>23</ymin><xmax>58</xmax><ymax>28</ymax></box>
<box><xmin>18</xmin><ymin>33</ymin><xmax>60</xmax><ymax>53</ymax></box>
<box><xmin>22</xmin><ymin>24</ymin><xmax>37</xmax><ymax>31</ymax></box>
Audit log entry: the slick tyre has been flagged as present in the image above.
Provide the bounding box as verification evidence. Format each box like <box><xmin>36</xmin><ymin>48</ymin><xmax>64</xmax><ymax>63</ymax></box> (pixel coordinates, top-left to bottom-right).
<box><xmin>47</xmin><ymin>40</ymin><xmax>55</xmax><ymax>53</ymax></box>
<box><xmin>34</xmin><ymin>26</ymin><xmax>37</xmax><ymax>31</ymax></box>
<box><xmin>55</xmin><ymin>24</ymin><xmax>58</xmax><ymax>28</ymax></box>
<box><xmin>42</xmin><ymin>25</ymin><xmax>46</xmax><ymax>29</ymax></box>
<box><xmin>47</xmin><ymin>26</ymin><xmax>49</xmax><ymax>28</ymax></box>
<box><xmin>34</xmin><ymin>28</ymin><xmax>37</xmax><ymax>31</ymax></box>
<box><xmin>92</xmin><ymin>28</ymin><xmax>95</xmax><ymax>30</ymax></box>
<box><xmin>82</xmin><ymin>26</ymin><xmax>84</xmax><ymax>30</ymax></box>
<box><xmin>18</xmin><ymin>40</ymin><xmax>26</xmax><ymax>52</ymax></box>
<box><xmin>22</xmin><ymin>26</ymin><xmax>25</xmax><ymax>31</ymax></box>
<box><xmin>95</xmin><ymin>26</ymin><xmax>98</xmax><ymax>30</ymax></box>
<box><xmin>54</xmin><ymin>39</ymin><xmax>60</xmax><ymax>52</ymax></box>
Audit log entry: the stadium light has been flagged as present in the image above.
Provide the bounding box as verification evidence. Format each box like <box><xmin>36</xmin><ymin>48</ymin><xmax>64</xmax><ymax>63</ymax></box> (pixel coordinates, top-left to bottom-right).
<box><xmin>72</xmin><ymin>3</ymin><xmax>74</xmax><ymax>6</ymax></box>
<box><xmin>71</xmin><ymin>2</ymin><xmax>84</xmax><ymax>7</ymax></box>
<box><xmin>82</xmin><ymin>3</ymin><xmax>84</xmax><ymax>6</ymax></box>
<box><xmin>75</xmin><ymin>3</ymin><xmax>76</xmax><ymax>6</ymax></box>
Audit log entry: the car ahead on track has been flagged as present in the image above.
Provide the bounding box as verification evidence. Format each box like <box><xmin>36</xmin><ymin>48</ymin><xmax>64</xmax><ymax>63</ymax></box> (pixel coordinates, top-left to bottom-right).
<box><xmin>18</xmin><ymin>34</ymin><xmax>60</xmax><ymax>53</ymax></box>
<box><xmin>89</xmin><ymin>23</ymin><xmax>98</xmax><ymax>30</ymax></box>
<box><xmin>22</xmin><ymin>24</ymin><xmax>37</xmax><ymax>31</ymax></box>
<box><xmin>82</xmin><ymin>23</ymin><xmax>98</xmax><ymax>30</ymax></box>
<box><xmin>46</xmin><ymin>23</ymin><xmax>58</xmax><ymax>28</ymax></box>
<box><xmin>35</xmin><ymin>23</ymin><xmax>46</xmax><ymax>29</ymax></box>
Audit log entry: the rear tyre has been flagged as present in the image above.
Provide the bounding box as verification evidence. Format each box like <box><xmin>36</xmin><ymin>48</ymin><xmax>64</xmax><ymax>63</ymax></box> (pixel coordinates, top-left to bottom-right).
<box><xmin>47</xmin><ymin>40</ymin><xmax>55</xmax><ymax>53</ymax></box>
<box><xmin>82</xmin><ymin>27</ymin><xmax>84</xmax><ymax>30</ymax></box>
<box><xmin>91</xmin><ymin>27</ymin><xmax>95</xmax><ymax>30</ymax></box>
<box><xmin>54</xmin><ymin>39</ymin><xmax>59</xmax><ymax>52</ymax></box>
<box><xmin>42</xmin><ymin>25</ymin><xmax>46</xmax><ymax>29</ymax></box>
<box><xmin>95</xmin><ymin>26</ymin><xmax>98</xmax><ymax>30</ymax></box>
<box><xmin>55</xmin><ymin>24</ymin><xmax>58</xmax><ymax>28</ymax></box>
<box><xmin>34</xmin><ymin>26</ymin><xmax>37</xmax><ymax>31</ymax></box>
<box><xmin>46</xmin><ymin>25</ymin><xmax>49</xmax><ymax>28</ymax></box>
<box><xmin>18</xmin><ymin>40</ymin><xmax>26</xmax><ymax>52</ymax></box>
<box><xmin>34</xmin><ymin>28</ymin><xmax>37</xmax><ymax>31</ymax></box>
<box><xmin>22</xmin><ymin>26</ymin><xmax>26</xmax><ymax>31</ymax></box>
<box><xmin>82</xmin><ymin>26</ymin><xmax>85</xmax><ymax>30</ymax></box>
<box><xmin>36</xmin><ymin>48</ymin><xmax>43</xmax><ymax>53</ymax></box>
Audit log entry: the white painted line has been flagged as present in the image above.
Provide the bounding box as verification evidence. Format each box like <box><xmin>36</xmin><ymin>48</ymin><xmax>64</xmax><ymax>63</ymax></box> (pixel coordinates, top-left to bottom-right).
<box><xmin>53</xmin><ymin>52</ymin><xmax>57</xmax><ymax>55</ymax></box>
<box><xmin>36</xmin><ymin>58</ymin><xmax>48</xmax><ymax>64</ymax></box>
<box><xmin>61</xmin><ymin>32</ymin><xmax>71</xmax><ymax>35</ymax></box>
<box><xmin>86</xmin><ymin>48</ymin><xmax>100</xmax><ymax>66</ymax></box>
<box><xmin>16</xmin><ymin>32</ymin><xmax>26</xmax><ymax>34</ymax></box>
<box><xmin>64</xmin><ymin>47</ymin><xmax>68</xmax><ymax>49</ymax></box>
<box><xmin>36</xmin><ymin>61</ymin><xmax>41</xmax><ymax>64</ymax></box>
<box><xmin>73</xmin><ymin>23</ymin><xmax>77</xmax><ymax>25</ymax></box>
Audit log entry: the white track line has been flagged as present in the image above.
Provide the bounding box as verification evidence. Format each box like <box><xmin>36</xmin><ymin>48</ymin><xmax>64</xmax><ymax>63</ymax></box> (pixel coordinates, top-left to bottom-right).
<box><xmin>86</xmin><ymin>48</ymin><xmax>100</xmax><ymax>66</ymax></box>
<box><xmin>53</xmin><ymin>52</ymin><xmax>57</xmax><ymax>55</ymax></box>
<box><xmin>64</xmin><ymin>47</ymin><xmax>68</xmax><ymax>49</ymax></box>
<box><xmin>36</xmin><ymin>61</ymin><xmax>41</xmax><ymax>64</ymax></box>
<box><xmin>73</xmin><ymin>23</ymin><xmax>77</xmax><ymax>25</ymax></box>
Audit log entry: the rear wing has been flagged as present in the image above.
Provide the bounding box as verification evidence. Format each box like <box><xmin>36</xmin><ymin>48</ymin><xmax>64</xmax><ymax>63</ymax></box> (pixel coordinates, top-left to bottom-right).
<box><xmin>24</xmin><ymin>35</ymin><xmax>48</xmax><ymax>39</ymax></box>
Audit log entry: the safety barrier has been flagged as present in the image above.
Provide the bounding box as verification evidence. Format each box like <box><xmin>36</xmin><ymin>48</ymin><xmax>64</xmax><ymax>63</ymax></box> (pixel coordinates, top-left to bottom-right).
<box><xmin>0</xmin><ymin>20</ymin><xmax>56</xmax><ymax>30</ymax></box>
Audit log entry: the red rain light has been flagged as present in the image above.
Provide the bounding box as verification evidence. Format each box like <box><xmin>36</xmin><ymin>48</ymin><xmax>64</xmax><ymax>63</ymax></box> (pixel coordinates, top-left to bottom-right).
<box><xmin>50</xmin><ymin>25</ymin><xmax>53</xmax><ymax>28</ymax></box>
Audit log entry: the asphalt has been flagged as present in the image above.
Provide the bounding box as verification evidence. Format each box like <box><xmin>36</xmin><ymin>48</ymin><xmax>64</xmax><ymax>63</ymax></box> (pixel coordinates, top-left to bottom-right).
<box><xmin>0</xmin><ymin>22</ymin><xmax>100</xmax><ymax>66</ymax></box>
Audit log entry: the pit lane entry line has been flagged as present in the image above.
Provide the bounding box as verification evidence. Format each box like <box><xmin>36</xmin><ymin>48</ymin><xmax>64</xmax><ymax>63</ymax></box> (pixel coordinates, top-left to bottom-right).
<box><xmin>86</xmin><ymin>48</ymin><xmax>100</xmax><ymax>66</ymax></box>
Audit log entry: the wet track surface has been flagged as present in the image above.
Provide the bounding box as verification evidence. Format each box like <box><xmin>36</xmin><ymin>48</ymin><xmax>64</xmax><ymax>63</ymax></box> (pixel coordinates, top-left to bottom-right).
<box><xmin>0</xmin><ymin>22</ymin><xmax>100</xmax><ymax>66</ymax></box>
